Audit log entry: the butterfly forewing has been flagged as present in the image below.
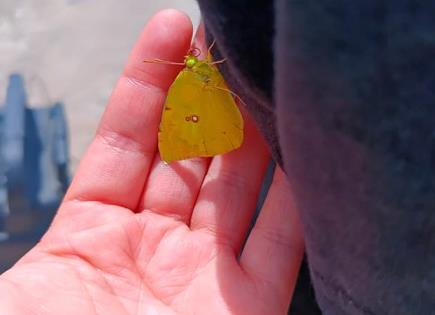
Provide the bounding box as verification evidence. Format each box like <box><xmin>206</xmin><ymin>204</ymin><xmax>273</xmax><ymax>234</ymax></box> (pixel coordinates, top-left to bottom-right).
<box><xmin>158</xmin><ymin>62</ymin><xmax>243</xmax><ymax>163</ymax></box>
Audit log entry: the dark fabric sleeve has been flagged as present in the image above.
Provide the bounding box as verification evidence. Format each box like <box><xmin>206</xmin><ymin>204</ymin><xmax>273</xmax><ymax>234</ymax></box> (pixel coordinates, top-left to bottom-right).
<box><xmin>196</xmin><ymin>1</ymin><xmax>282</xmax><ymax>165</ymax></box>
<box><xmin>198</xmin><ymin>1</ymin><xmax>435</xmax><ymax>314</ymax></box>
<box><xmin>275</xmin><ymin>1</ymin><xmax>435</xmax><ymax>314</ymax></box>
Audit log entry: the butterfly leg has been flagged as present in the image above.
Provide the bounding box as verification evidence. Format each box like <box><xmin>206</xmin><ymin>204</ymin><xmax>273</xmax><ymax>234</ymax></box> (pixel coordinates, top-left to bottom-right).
<box><xmin>206</xmin><ymin>39</ymin><xmax>228</xmax><ymax>65</ymax></box>
<box><xmin>207</xmin><ymin>39</ymin><xmax>216</xmax><ymax>55</ymax></box>
<box><xmin>209</xmin><ymin>58</ymin><xmax>227</xmax><ymax>65</ymax></box>
<box><xmin>212</xmin><ymin>84</ymin><xmax>247</xmax><ymax>107</ymax></box>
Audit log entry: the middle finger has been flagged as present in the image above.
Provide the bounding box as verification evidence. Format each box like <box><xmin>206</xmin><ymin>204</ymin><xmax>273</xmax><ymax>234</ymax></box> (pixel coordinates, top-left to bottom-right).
<box><xmin>140</xmin><ymin>25</ymin><xmax>211</xmax><ymax>221</ymax></box>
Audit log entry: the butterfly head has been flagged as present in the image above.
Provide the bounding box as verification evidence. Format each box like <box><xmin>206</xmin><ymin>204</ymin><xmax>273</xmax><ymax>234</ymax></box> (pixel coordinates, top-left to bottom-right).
<box><xmin>184</xmin><ymin>55</ymin><xmax>198</xmax><ymax>69</ymax></box>
<box><xmin>184</xmin><ymin>46</ymin><xmax>202</xmax><ymax>68</ymax></box>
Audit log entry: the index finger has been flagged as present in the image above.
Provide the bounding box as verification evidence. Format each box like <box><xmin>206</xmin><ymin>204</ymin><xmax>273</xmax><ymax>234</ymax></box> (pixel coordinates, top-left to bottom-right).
<box><xmin>64</xmin><ymin>10</ymin><xmax>193</xmax><ymax>210</ymax></box>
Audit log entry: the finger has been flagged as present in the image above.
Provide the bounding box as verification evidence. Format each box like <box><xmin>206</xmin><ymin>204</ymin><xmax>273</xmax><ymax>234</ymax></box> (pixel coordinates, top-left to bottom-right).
<box><xmin>140</xmin><ymin>157</ymin><xmax>209</xmax><ymax>221</ymax></box>
<box><xmin>240</xmin><ymin>167</ymin><xmax>304</xmax><ymax>309</ymax></box>
<box><xmin>190</xmin><ymin>113</ymin><xmax>270</xmax><ymax>252</ymax></box>
<box><xmin>140</xmin><ymin>24</ymin><xmax>210</xmax><ymax>222</ymax></box>
<box><xmin>64</xmin><ymin>10</ymin><xmax>193</xmax><ymax>210</ymax></box>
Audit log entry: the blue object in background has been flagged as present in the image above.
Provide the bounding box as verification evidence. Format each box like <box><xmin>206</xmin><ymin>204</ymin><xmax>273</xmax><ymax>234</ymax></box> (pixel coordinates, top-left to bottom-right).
<box><xmin>0</xmin><ymin>74</ymin><xmax>70</xmax><ymax>272</ymax></box>
<box><xmin>0</xmin><ymin>158</ymin><xmax>9</xmax><ymax>242</ymax></box>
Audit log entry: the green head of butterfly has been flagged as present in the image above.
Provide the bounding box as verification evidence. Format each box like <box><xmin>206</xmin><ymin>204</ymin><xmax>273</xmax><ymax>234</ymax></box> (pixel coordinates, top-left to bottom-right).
<box><xmin>185</xmin><ymin>55</ymin><xmax>198</xmax><ymax>68</ymax></box>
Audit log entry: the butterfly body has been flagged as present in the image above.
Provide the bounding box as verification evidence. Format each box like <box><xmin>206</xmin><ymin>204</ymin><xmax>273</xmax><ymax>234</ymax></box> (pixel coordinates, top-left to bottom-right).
<box><xmin>158</xmin><ymin>53</ymin><xmax>244</xmax><ymax>163</ymax></box>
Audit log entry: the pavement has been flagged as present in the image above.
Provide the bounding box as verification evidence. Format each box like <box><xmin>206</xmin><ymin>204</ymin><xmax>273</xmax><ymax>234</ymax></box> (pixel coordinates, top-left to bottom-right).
<box><xmin>0</xmin><ymin>0</ymin><xmax>199</xmax><ymax>272</ymax></box>
<box><xmin>0</xmin><ymin>0</ymin><xmax>200</xmax><ymax>171</ymax></box>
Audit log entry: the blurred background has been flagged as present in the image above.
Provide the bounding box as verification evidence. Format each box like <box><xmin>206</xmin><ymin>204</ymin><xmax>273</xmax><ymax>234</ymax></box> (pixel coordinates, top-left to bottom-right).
<box><xmin>0</xmin><ymin>0</ymin><xmax>199</xmax><ymax>273</ymax></box>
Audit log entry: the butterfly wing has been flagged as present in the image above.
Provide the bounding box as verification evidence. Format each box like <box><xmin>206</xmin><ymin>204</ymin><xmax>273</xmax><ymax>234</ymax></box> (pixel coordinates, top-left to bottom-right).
<box><xmin>158</xmin><ymin>65</ymin><xmax>244</xmax><ymax>163</ymax></box>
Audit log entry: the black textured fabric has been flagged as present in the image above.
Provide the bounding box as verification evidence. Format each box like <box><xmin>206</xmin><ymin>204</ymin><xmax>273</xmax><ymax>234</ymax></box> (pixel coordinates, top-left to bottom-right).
<box><xmin>289</xmin><ymin>256</ymin><xmax>322</xmax><ymax>315</ymax></box>
<box><xmin>198</xmin><ymin>1</ymin><xmax>435</xmax><ymax>315</ymax></box>
<box><xmin>197</xmin><ymin>1</ymin><xmax>282</xmax><ymax>165</ymax></box>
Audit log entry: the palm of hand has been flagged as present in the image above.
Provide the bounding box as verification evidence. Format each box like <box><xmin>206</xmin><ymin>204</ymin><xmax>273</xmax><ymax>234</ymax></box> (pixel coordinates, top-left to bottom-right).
<box><xmin>0</xmin><ymin>10</ymin><xmax>303</xmax><ymax>315</ymax></box>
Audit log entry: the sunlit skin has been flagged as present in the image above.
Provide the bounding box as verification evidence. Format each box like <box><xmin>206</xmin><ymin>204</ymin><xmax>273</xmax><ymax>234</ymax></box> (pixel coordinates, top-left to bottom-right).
<box><xmin>0</xmin><ymin>10</ymin><xmax>304</xmax><ymax>315</ymax></box>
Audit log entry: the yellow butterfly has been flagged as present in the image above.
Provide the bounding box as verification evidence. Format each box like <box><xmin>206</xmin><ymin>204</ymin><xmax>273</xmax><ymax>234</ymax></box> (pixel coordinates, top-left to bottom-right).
<box><xmin>144</xmin><ymin>41</ymin><xmax>244</xmax><ymax>163</ymax></box>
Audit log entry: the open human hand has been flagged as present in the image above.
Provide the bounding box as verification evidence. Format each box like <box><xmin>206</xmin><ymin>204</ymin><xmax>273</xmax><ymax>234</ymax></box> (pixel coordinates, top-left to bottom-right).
<box><xmin>0</xmin><ymin>10</ymin><xmax>304</xmax><ymax>315</ymax></box>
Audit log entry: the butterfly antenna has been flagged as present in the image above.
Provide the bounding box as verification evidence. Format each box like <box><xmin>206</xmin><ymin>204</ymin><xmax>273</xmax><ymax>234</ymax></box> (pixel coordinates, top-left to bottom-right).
<box><xmin>143</xmin><ymin>58</ymin><xmax>185</xmax><ymax>66</ymax></box>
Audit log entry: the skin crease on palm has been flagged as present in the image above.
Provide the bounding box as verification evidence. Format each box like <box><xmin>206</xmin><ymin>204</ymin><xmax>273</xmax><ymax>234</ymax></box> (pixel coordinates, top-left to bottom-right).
<box><xmin>0</xmin><ymin>10</ymin><xmax>304</xmax><ymax>315</ymax></box>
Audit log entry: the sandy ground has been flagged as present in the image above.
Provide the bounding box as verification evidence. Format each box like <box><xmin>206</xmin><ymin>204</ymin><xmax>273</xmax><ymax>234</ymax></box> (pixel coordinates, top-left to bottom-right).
<box><xmin>0</xmin><ymin>0</ymin><xmax>200</xmax><ymax>171</ymax></box>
